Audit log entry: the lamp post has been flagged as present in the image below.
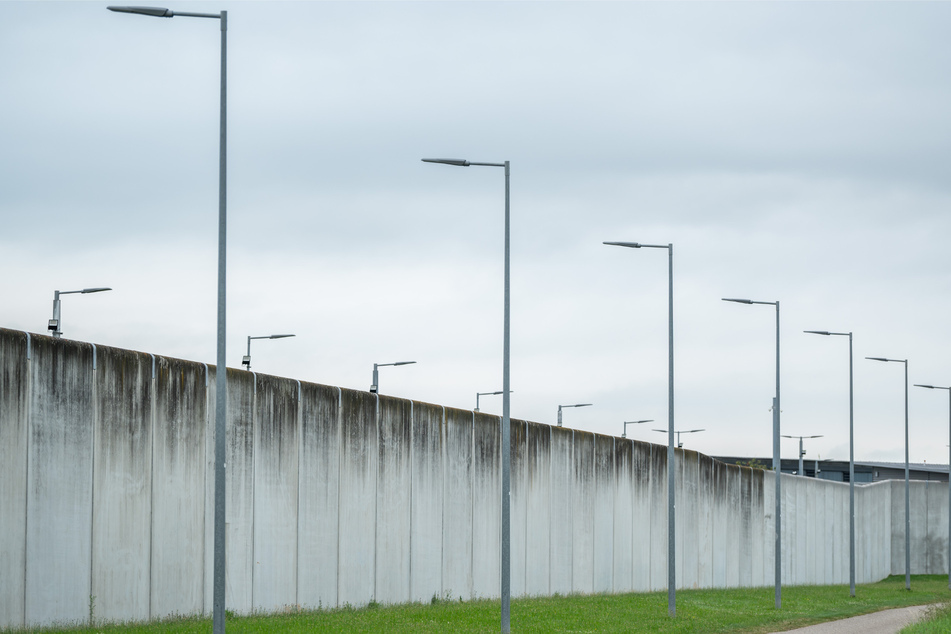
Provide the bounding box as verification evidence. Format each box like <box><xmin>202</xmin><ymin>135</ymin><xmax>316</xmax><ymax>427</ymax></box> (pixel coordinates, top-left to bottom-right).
<box><xmin>605</xmin><ymin>241</ymin><xmax>675</xmax><ymax>616</ymax></box>
<box><xmin>804</xmin><ymin>329</ymin><xmax>855</xmax><ymax>596</ymax></box>
<box><xmin>557</xmin><ymin>403</ymin><xmax>592</xmax><ymax>427</ymax></box>
<box><xmin>867</xmin><ymin>356</ymin><xmax>910</xmax><ymax>590</ymax></box>
<box><xmin>48</xmin><ymin>287</ymin><xmax>112</xmax><ymax>338</ymax></box>
<box><xmin>370</xmin><ymin>361</ymin><xmax>416</xmax><ymax>394</ymax></box>
<box><xmin>914</xmin><ymin>383</ymin><xmax>951</xmax><ymax>590</ymax></box>
<box><xmin>242</xmin><ymin>334</ymin><xmax>295</xmax><ymax>371</ymax></box>
<box><xmin>422</xmin><ymin>156</ymin><xmax>511</xmax><ymax>632</ymax></box>
<box><xmin>476</xmin><ymin>390</ymin><xmax>509</xmax><ymax>413</ymax></box>
<box><xmin>622</xmin><ymin>419</ymin><xmax>653</xmax><ymax>439</ymax></box>
<box><xmin>723</xmin><ymin>297</ymin><xmax>782</xmax><ymax>609</ymax></box>
<box><xmin>107</xmin><ymin>5</ymin><xmax>228</xmax><ymax>631</ymax></box>
<box><xmin>780</xmin><ymin>434</ymin><xmax>824</xmax><ymax>477</ymax></box>
<box><xmin>654</xmin><ymin>428</ymin><xmax>704</xmax><ymax>448</ymax></box>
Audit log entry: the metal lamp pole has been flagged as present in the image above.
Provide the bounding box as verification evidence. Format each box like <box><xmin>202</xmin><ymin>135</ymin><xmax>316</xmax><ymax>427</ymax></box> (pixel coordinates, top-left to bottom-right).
<box><xmin>421</xmin><ymin>157</ymin><xmax>511</xmax><ymax>633</ymax></box>
<box><xmin>605</xmin><ymin>241</ymin><xmax>675</xmax><ymax>616</ymax></box>
<box><xmin>242</xmin><ymin>334</ymin><xmax>295</xmax><ymax>370</ymax></box>
<box><xmin>476</xmin><ymin>390</ymin><xmax>507</xmax><ymax>413</ymax></box>
<box><xmin>557</xmin><ymin>403</ymin><xmax>593</xmax><ymax>427</ymax></box>
<box><xmin>654</xmin><ymin>428</ymin><xmax>704</xmax><ymax>449</ymax></box>
<box><xmin>803</xmin><ymin>330</ymin><xmax>855</xmax><ymax>596</ymax></box>
<box><xmin>914</xmin><ymin>382</ymin><xmax>950</xmax><ymax>589</ymax></box>
<box><xmin>48</xmin><ymin>287</ymin><xmax>112</xmax><ymax>338</ymax></box>
<box><xmin>370</xmin><ymin>360</ymin><xmax>417</xmax><ymax>394</ymax></box>
<box><xmin>867</xmin><ymin>356</ymin><xmax>910</xmax><ymax>590</ymax></box>
<box><xmin>780</xmin><ymin>434</ymin><xmax>824</xmax><ymax>477</ymax></box>
<box><xmin>107</xmin><ymin>5</ymin><xmax>227</xmax><ymax>631</ymax></box>
<box><xmin>622</xmin><ymin>419</ymin><xmax>653</xmax><ymax>439</ymax></box>
<box><xmin>723</xmin><ymin>297</ymin><xmax>782</xmax><ymax>608</ymax></box>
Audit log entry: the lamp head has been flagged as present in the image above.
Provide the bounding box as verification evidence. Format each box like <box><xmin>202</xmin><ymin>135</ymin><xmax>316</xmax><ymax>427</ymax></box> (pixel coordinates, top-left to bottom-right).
<box><xmin>722</xmin><ymin>298</ymin><xmax>753</xmax><ymax>304</ymax></box>
<box><xmin>107</xmin><ymin>6</ymin><xmax>174</xmax><ymax>17</ymax></box>
<box><xmin>866</xmin><ymin>357</ymin><xmax>890</xmax><ymax>362</ymax></box>
<box><xmin>603</xmin><ymin>241</ymin><xmax>641</xmax><ymax>249</ymax></box>
<box><xmin>422</xmin><ymin>158</ymin><xmax>470</xmax><ymax>167</ymax></box>
<box><xmin>268</xmin><ymin>334</ymin><xmax>295</xmax><ymax>340</ymax></box>
<box><xmin>804</xmin><ymin>330</ymin><xmax>831</xmax><ymax>336</ymax></box>
<box><xmin>81</xmin><ymin>287</ymin><xmax>112</xmax><ymax>294</ymax></box>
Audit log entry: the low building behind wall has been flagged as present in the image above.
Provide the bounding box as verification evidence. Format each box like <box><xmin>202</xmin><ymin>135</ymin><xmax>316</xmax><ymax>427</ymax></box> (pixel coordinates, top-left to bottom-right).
<box><xmin>0</xmin><ymin>327</ymin><xmax>944</xmax><ymax>629</ymax></box>
<box><xmin>715</xmin><ymin>456</ymin><xmax>949</xmax><ymax>483</ymax></box>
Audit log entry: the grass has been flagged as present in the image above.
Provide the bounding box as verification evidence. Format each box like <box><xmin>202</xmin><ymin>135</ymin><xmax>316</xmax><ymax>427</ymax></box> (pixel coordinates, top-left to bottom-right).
<box><xmin>902</xmin><ymin>600</ymin><xmax>951</xmax><ymax>633</ymax></box>
<box><xmin>6</xmin><ymin>575</ymin><xmax>949</xmax><ymax>634</ymax></box>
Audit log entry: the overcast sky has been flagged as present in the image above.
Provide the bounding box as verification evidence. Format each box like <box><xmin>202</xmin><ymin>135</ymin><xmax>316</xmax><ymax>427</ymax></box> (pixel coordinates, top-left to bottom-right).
<box><xmin>3</xmin><ymin>0</ymin><xmax>951</xmax><ymax>466</ymax></box>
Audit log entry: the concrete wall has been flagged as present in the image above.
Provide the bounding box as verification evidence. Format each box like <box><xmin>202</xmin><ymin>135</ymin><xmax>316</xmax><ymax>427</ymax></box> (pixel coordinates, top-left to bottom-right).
<box><xmin>0</xmin><ymin>328</ymin><xmax>941</xmax><ymax>629</ymax></box>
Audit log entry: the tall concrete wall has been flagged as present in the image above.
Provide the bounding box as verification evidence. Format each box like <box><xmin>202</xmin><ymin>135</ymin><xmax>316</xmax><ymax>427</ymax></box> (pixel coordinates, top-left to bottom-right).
<box><xmin>0</xmin><ymin>327</ymin><xmax>941</xmax><ymax>629</ymax></box>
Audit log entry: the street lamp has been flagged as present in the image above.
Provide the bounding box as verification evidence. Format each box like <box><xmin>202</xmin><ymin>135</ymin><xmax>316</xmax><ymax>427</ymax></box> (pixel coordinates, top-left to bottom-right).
<box><xmin>557</xmin><ymin>403</ymin><xmax>592</xmax><ymax>427</ymax></box>
<box><xmin>370</xmin><ymin>361</ymin><xmax>417</xmax><ymax>394</ymax></box>
<box><xmin>605</xmin><ymin>240</ymin><xmax>675</xmax><ymax>616</ymax></box>
<box><xmin>476</xmin><ymin>390</ymin><xmax>511</xmax><ymax>413</ymax></box>
<box><xmin>867</xmin><ymin>356</ymin><xmax>910</xmax><ymax>590</ymax></box>
<box><xmin>107</xmin><ymin>5</ymin><xmax>228</xmax><ymax>632</ymax></box>
<box><xmin>422</xmin><ymin>156</ymin><xmax>512</xmax><ymax>633</ymax></box>
<box><xmin>242</xmin><ymin>334</ymin><xmax>295</xmax><ymax>371</ymax></box>
<box><xmin>622</xmin><ymin>419</ymin><xmax>653</xmax><ymax>439</ymax></box>
<box><xmin>780</xmin><ymin>434</ymin><xmax>824</xmax><ymax>477</ymax></box>
<box><xmin>653</xmin><ymin>428</ymin><xmax>704</xmax><ymax>448</ymax></box>
<box><xmin>804</xmin><ymin>329</ymin><xmax>856</xmax><ymax>596</ymax></box>
<box><xmin>723</xmin><ymin>297</ymin><xmax>782</xmax><ymax>609</ymax></box>
<box><xmin>48</xmin><ymin>287</ymin><xmax>112</xmax><ymax>338</ymax></box>
<box><xmin>914</xmin><ymin>382</ymin><xmax>950</xmax><ymax>589</ymax></box>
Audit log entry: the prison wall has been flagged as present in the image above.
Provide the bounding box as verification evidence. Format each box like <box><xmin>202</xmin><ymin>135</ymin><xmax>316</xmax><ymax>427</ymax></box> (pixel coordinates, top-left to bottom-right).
<box><xmin>0</xmin><ymin>328</ymin><xmax>936</xmax><ymax>630</ymax></box>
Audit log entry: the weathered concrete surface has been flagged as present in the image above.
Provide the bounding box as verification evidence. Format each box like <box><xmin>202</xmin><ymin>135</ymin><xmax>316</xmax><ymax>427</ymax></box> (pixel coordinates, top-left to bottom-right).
<box><xmin>252</xmin><ymin>374</ymin><xmax>300</xmax><ymax>612</ymax></box>
<box><xmin>0</xmin><ymin>327</ymin><xmax>943</xmax><ymax>629</ymax></box>
<box><xmin>442</xmin><ymin>407</ymin><xmax>473</xmax><ymax>600</ymax></box>
<box><xmin>471</xmin><ymin>411</ymin><xmax>500</xmax><ymax>600</ymax></box>
<box><xmin>549</xmin><ymin>425</ymin><xmax>573</xmax><ymax>595</ymax></box>
<box><xmin>336</xmin><ymin>389</ymin><xmax>378</xmax><ymax>607</ymax></box>
<box><xmin>151</xmin><ymin>356</ymin><xmax>207</xmax><ymax>620</ymax></box>
<box><xmin>0</xmin><ymin>331</ymin><xmax>28</xmax><ymax>627</ymax></box>
<box><xmin>25</xmin><ymin>337</ymin><xmax>95</xmax><ymax>626</ymax></box>
<box><xmin>297</xmin><ymin>382</ymin><xmax>341</xmax><ymax>609</ymax></box>
<box><xmin>524</xmin><ymin>421</ymin><xmax>551</xmax><ymax>597</ymax></box>
<box><xmin>91</xmin><ymin>346</ymin><xmax>152</xmax><ymax>623</ymax></box>
<box><xmin>410</xmin><ymin>401</ymin><xmax>444</xmax><ymax>602</ymax></box>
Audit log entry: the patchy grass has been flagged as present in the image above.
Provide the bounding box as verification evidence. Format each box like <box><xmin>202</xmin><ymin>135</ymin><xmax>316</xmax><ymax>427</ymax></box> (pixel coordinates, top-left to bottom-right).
<box><xmin>6</xmin><ymin>575</ymin><xmax>949</xmax><ymax>634</ymax></box>
<box><xmin>900</xmin><ymin>599</ymin><xmax>951</xmax><ymax>633</ymax></box>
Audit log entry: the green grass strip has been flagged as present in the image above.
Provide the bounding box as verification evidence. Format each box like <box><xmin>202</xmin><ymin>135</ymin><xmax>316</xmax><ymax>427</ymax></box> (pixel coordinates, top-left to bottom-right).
<box><xmin>901</xmin><ymin>600</ymin><xmax>951</xmax><ymax>633</ymax></box>
<box><xmin>7</xmin><ymin>575</ymin><xmax>949</xmax><ymax>634</ymax></box>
